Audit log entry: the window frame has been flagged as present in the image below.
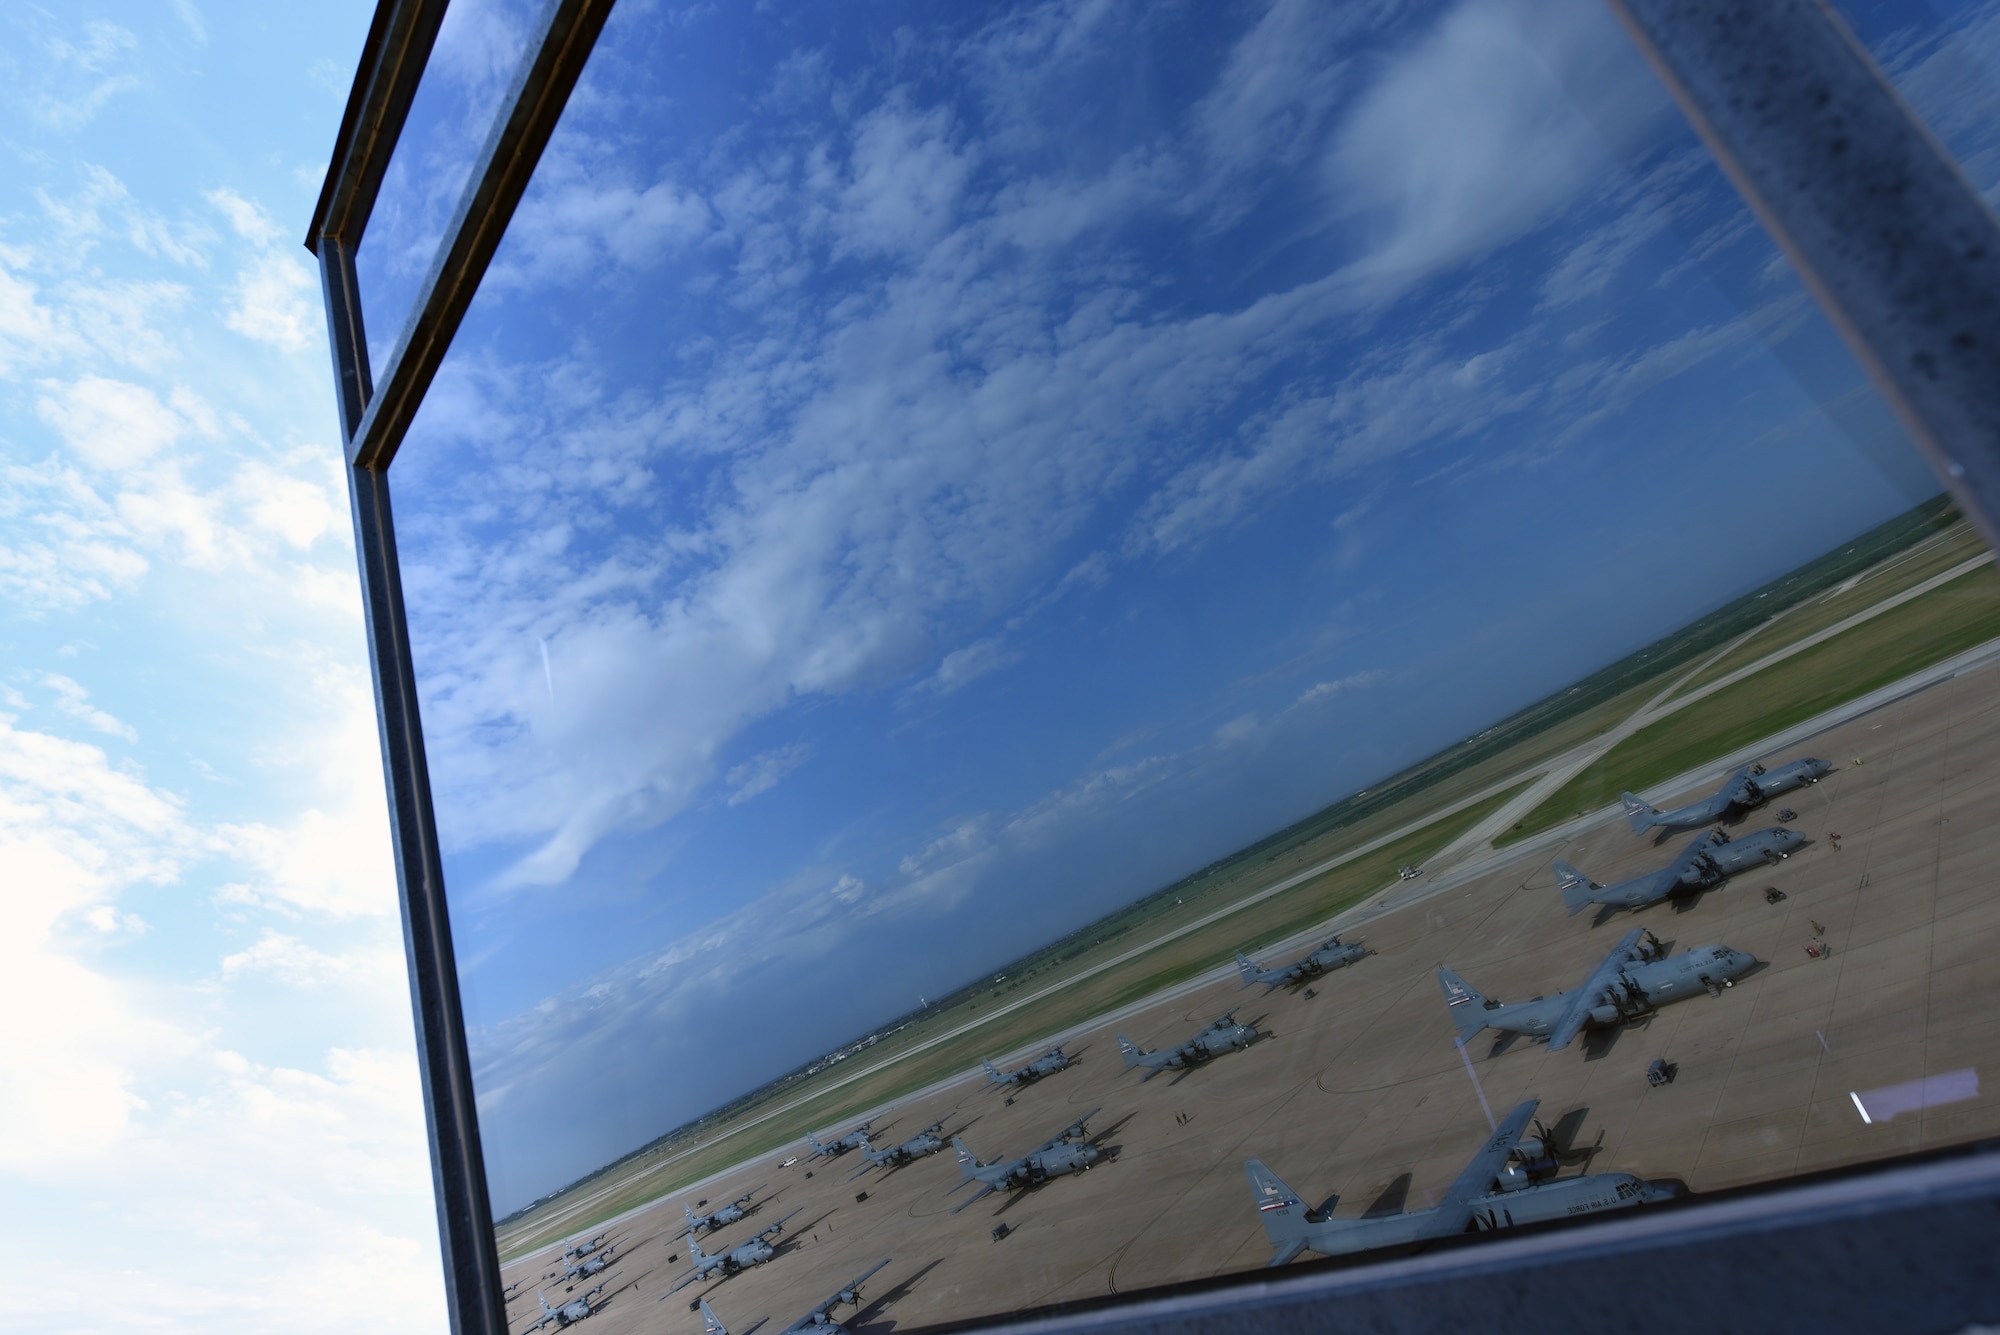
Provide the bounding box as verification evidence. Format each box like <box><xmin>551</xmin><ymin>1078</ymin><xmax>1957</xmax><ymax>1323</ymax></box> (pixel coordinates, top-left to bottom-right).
<box><xmin>303</xmin><ymin>3</ymin><xmax>2000</xmax><ymax>1331</ymax></box>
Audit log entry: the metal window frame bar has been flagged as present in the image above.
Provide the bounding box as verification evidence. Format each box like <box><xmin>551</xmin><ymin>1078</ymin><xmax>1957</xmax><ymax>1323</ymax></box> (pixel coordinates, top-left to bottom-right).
<box><xmin>306</xmin><ymin>1</ymin><xmax>2000</xmax><ymax>1331</ymax></box>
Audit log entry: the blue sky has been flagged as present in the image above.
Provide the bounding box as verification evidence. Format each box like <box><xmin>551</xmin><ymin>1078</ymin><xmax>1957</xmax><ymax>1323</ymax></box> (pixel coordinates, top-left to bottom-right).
<box><xmin>0</xmin><ymin>2</ymin><xmax>443</xmax><ymax>1330</ymax></box>
<box><xmin>359</xmin><ymin>0</ymin><xmax>1996</xmax><ymax>1213</ymax></box>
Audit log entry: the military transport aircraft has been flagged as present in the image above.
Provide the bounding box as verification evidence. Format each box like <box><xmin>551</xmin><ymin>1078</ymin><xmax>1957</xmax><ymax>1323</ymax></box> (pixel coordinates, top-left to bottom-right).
<box><xmin>1236</xmin><ymin>935</ymin><xmax>1370</xmax><ymax>991</ymax></box>
<box><xmin>699</xmin><ymin>1259</ymin><xmax>892</xmax><ymax>1335</ymax></box>
<box><xmin>664</xmin><ymin>1210</ymin><xmax>803</xmax><ymax>1293</ymax></box>
<box><xmin>847</xmin><ymin>1125</ymin><xmax>945</xmax><ymax>1178</ymax></box>
<box><xmin>683</xmin><ymin>1186</ymin><xmax>765</xmax><ymax>1235</ymax></box>
<box><xmin>560</xmin><ymin>1231</ymin><xmax>609</xmax><ymax>1261</ymax></box>
<box><xmin>1245</xmin><ymin>1100</ymin><xmax>1664</xmax><ymax>1265</ymax></box>
<box><xmin>1556</xmin><ymin>826</ymin><xmax>1806</xmax><ymax>916</ymax></box>
<box><xmin>1622</xmin><ymin>757</ymin><xmax>1831</xmax><ymax>835</ymax></box>
<box><xmin>1117</xmin><ymin>1012</ymin><xmax>1259</xmax><ymax>1079</ymax></box>
<box><xmin>950</xmin><ymin>1108</ymin><xmax>1105</xmax><ymax>1213</ymax></box>
<box><xmin>1440</xmin><ymin>927</ymin><xmax>1758</xmax><ymax>1050</ymax></box>
<box><xmin>806</xmin><ymin>1125</ymin><xmax>872</xmax><ymax>1158</ymax></box>
<box><xmin>527</xmin><ymin>1283</ymin><xmax>607</xmax><ymax>1331</ymax></box>
<box><xmin>563</xmin><ymin>1246</ymin><xmax>615</xmax><ymax>1283</ymax></box>
<box><xmin>983</xmin><ymin>1046</ymin><xmax>1073</xmax><ymax>1088</ymax></box>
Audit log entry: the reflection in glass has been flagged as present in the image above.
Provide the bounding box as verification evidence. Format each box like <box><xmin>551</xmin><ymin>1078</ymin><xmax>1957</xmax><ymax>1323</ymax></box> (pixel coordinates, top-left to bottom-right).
<box><xmin>1839</xmin><ymin>0</ymin><xmax>2000</xmax><ymax>197</ymax></box>
<box><xmin>352</xmin><ymin>0</ymin><xmax>540</xmax><ymax>382</ymax></box>
<box><xmin>383</xmin><ymin>1</ymin><xmax>1996</xmax><ymax>1328</ymax></box>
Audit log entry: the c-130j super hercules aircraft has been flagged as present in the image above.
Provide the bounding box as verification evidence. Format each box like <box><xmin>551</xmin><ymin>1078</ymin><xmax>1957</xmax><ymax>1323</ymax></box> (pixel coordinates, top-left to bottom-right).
<box><xmin>1235</xmin><ymin>935</ymin><xmax>1371</xmax><ymax>991</ymax></box>
<box><xmin>1246</xmin><ymin>1099</ymin><xmax>1668</xmax><ymax>1265</ymax></box>
<box><xmin>1440</xmin><ymin>927</ymin><xmax>1760</xmax><ymax>1052</ymax></box>
<box><xmin>1621</xmin><ymin>757</ymin><xmax>1831</xmax><ymax>837</ymax></box>
<box><xmin>1555</xmin><ymin>825</ymin><xmax>1807</xmax><ymax>917</ymax></box>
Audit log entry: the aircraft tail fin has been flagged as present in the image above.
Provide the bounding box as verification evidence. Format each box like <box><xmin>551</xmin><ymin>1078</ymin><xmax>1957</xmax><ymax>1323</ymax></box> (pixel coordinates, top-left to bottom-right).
<box><xmin>1245</xmin><ymin>1160</ymin><xmax>1313</xmax><ymax>1266</ymax></box>
<box><xmin>538</xmin><ymin>1291</ymin><xmax>553</xmax><ymax>1315</ymax></box>
<box><xmin>1554</xmin><ymin>860</ymin><xmax>1598</xmax><ymax>915</ymax></box>
<box><xmin>700</xmin><ymin>1300</ymin><xmax>728</xmax><ymax>1335</ymax></box>
<box><xmin>1438</xmin><ymin>967</ymin><xmax>1491</xmax><ymax>1042</ymax></box>
<box><xmin>686</xmin><ymin>1233</ymin><xmax>707</xmax><ymax>1263</ymax></box>
<box><xmin>684</xmin><ymin>1201</ymin><xmax>698</xmax><ymax>1225</ymax></box>
<box><xmin>952</xmin><ymin>1136</ymin><xmax>981</xmax><ymax>1182</ymax></box>
<box><xmin>1621</xmin><ymin>792</ymin><xmax>1659</xmax><ymax>833</ymax></box>
<box><xmin>1235</xmin><ymin>952</ymin><xmax>1263</xmax><ymax>987</ymax></box>
<box><xmin>982</xmin><ymin>1058</ymin><xmax>1005</xmax><ymax>1084</ymax></box>
<box><xmin>1117</xmin><ymin>1032</ymin><xmax>1144</xmax><ymax>1069</ymax></box>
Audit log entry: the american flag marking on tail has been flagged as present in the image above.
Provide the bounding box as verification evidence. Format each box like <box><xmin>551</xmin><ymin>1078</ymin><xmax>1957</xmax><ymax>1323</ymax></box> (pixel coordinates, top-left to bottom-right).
<box><xmin>1256</xmin><ymin>1183</ymin><xmax>1299</xmax><ymax>1212</ymax></box>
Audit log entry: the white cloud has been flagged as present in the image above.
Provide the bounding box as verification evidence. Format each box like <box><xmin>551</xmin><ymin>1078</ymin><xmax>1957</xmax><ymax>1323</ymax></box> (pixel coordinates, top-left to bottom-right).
<box><xmin>207</xmin><ymin>189</ymin><xmax>316</xmax><ymax>349</ymax></box>
<box><xmin>221</xmin><ymin>252</ymin><xmax>317</xmax><ymax>350</ymax></box>
<box><xmin>918</xmin><ymin>635</ymin><xmax>1020</xmax><ymax>696</ymax></box>
<box><xmin>724</xmin><ymin>741</ymin><xmax>814</xmax><ymax>805</ymax></box>
<box><xmin>35</xmin><ymin>21</ymin><xmax>141</xmax><ymax>131</ymax></box>
<box><xmin>207</xmin><ymin>187</ymin><xmax>283</xmax><ymax>247</ymax></box>
<box><xmin>214</xmin><ymin>690</ymin><xmax>396</xmax><ymax>919</ymax></box>
<box><xmin>36</xmin><ymin>373</ymin><xmax>188</xmax><ymax>470</ymax></box>
<box><xmin>42</xmin><ymin>670</ymin><xmax>137</xmax><ymax>740</ymax></box>
<box><xmin>1293</xmin><ymin>669</ymin><xmax>1385</xmax><ymax>708</ymax></box>
<box><xmin>1324</xmin><ymin>0</ymin><xmax>1668</xmax><ymax>301</ymax></box>
<box><xmin>171</xmin><ymin>0</ymin><xmax>208</xmax><ymax>46</ymax></box>
<box><xmin>0</xmin><ymin>257</ymin><xmax>88</xmax><ymax>374</ymax></box>
<box><xmin>221</xmin><ymin>930</ymin><xmax>398</xmax><ymax>988</ymax></box>
<box><xmin>831</xmin><ymin>100</ymin><xmax>974</xmax><ymax>260</ymax></box>
<box><xmin>0</xmin><ymin>714</ymin><xmax>194</xmax><ymax>1175</ymax></box>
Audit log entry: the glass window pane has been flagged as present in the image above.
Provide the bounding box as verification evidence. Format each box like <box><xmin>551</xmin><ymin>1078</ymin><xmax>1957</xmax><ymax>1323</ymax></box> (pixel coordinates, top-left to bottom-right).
<box><xmin>1837</xmin><ymin>0</ymin><xmax>2000</xmax><ymax>199</ymax></box>
<box><xmin>385</xmin><ymin>1</ymin><xmax>1993</xmax><ymax>1327</ymax></box>
<box><xmin>352</xmin><ymin>0</ymin><xmax>542</xmax><ymax>384</ymax></box>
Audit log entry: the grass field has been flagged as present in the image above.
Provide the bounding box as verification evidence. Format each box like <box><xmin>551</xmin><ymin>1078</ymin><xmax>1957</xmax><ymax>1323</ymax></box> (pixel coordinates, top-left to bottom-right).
<box><xmin>1668</xmin><ymin>521</ymin><xmax>1989</xmax><ymax>698</ymax></box>
<box><xmin>1504</xmin><ymin>564</ymin><xmax>2000</xmax><ymax>839</ymax></box>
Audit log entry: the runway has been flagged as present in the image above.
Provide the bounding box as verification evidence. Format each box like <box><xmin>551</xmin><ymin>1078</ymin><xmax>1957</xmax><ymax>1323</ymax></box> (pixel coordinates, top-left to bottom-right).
<box><xmin>498</xmin><ymin>638</ymin><xmax>2000</xmax><ymax>1333</ymax></box>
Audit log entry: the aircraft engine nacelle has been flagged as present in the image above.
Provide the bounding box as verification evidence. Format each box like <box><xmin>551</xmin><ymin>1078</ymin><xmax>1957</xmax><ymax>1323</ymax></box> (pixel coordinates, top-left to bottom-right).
<box><xmin>1588</xmin><ymin>1003</ymin><xmax>1622</xmax><ymax>1027</ymax></box>
<box><xmin>1495</xmin><ymin>1163</ymin><xmax>1536</xmax><ymax>1192</ymax></box>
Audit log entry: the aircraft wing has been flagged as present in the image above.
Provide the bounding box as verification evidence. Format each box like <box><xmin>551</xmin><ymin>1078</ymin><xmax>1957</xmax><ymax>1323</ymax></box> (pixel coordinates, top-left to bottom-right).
<box><xmin>950</xmin><ymin>1181</ymin><xmax>999</xmax><ymax>1214</ymax></box>
<box><xmin>786</xmin><ymin>1257</ymin><xmax>893</xmax><ymax>1331</ymax></box>
<box><xmin>1435</xmin><ymin>1100</ymin><xmax>1539</xmax><ymax>1222</ymax></box>
<box><xmin>1547</xmin><ymin>927</ymin><xmax>1646</xmax><ymax>1051</ymax></box>
<box><xmin>760</xmin><ymin>1208</ymin><xmax>804</xmax><ymax>1238</ymax></box>
<box><xmin>1036</xmin><ymin>1107</ymin><xmax>1101</xmax><ymax>1154</ymax></box>
<box><xmin>1642</xmin><ymin>862</ymin><xmax>1684</xmax><ymax>903</ymax></box>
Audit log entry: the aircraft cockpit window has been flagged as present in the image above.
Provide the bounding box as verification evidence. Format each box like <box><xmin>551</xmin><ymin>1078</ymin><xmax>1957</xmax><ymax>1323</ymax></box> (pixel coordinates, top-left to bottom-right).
<box><xmin>310</xmin><ymin>0</ymin><xmax>2000</xmax><ymax>1330</ymax></box>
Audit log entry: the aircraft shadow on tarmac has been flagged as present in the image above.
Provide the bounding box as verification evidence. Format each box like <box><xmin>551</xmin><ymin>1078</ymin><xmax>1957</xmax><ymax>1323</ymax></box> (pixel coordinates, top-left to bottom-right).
<box><xmin>1670</xmin><ymin>888</ymin><xmax>1713</xmax><ymax>915</ymax></box>
<box><xmin>1581</xmin><ymin>1019</ymin><xmax>1645</xmax><ymax>1061</ymax></box>
<box><xmin>1360</xmin><ymin>1172</ymin><xmax>1412</xmax><ymax>1219</ymax></box>
<box><xmin>790</xmin><ymin>1208</ymin><xmax>842</xmax><ymax>1246</ymax></box>
<box><xmin>849</xmin><ymin>1257</ymin><xmax>946</xmax><ymax>1335</ymax></box>
<box><xmin>1545</xmin><ymin>1106</ymin><xmax>1603</xmax><ymax>1170</ymax></box>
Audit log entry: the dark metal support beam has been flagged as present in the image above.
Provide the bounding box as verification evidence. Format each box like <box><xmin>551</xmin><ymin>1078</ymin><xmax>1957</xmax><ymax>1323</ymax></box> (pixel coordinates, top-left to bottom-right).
<box><xmin>1604</xmin><ymin>0</ymin><xmax>2000</xmax><ymax>549</ymax></box>
<box><xmin>307</xmin><ymin>0</ymin><xmax>451</xmax><ymax>250</ymax></box>
<box><xmin>346</xmin><ymin>0</ymin><xmax>618</xmax><ymax>469</ymax></box>
<box><xmin>318</xmin><ymin>236</ymin><xmax>507</xmax><ymax>1335</ymax></box>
